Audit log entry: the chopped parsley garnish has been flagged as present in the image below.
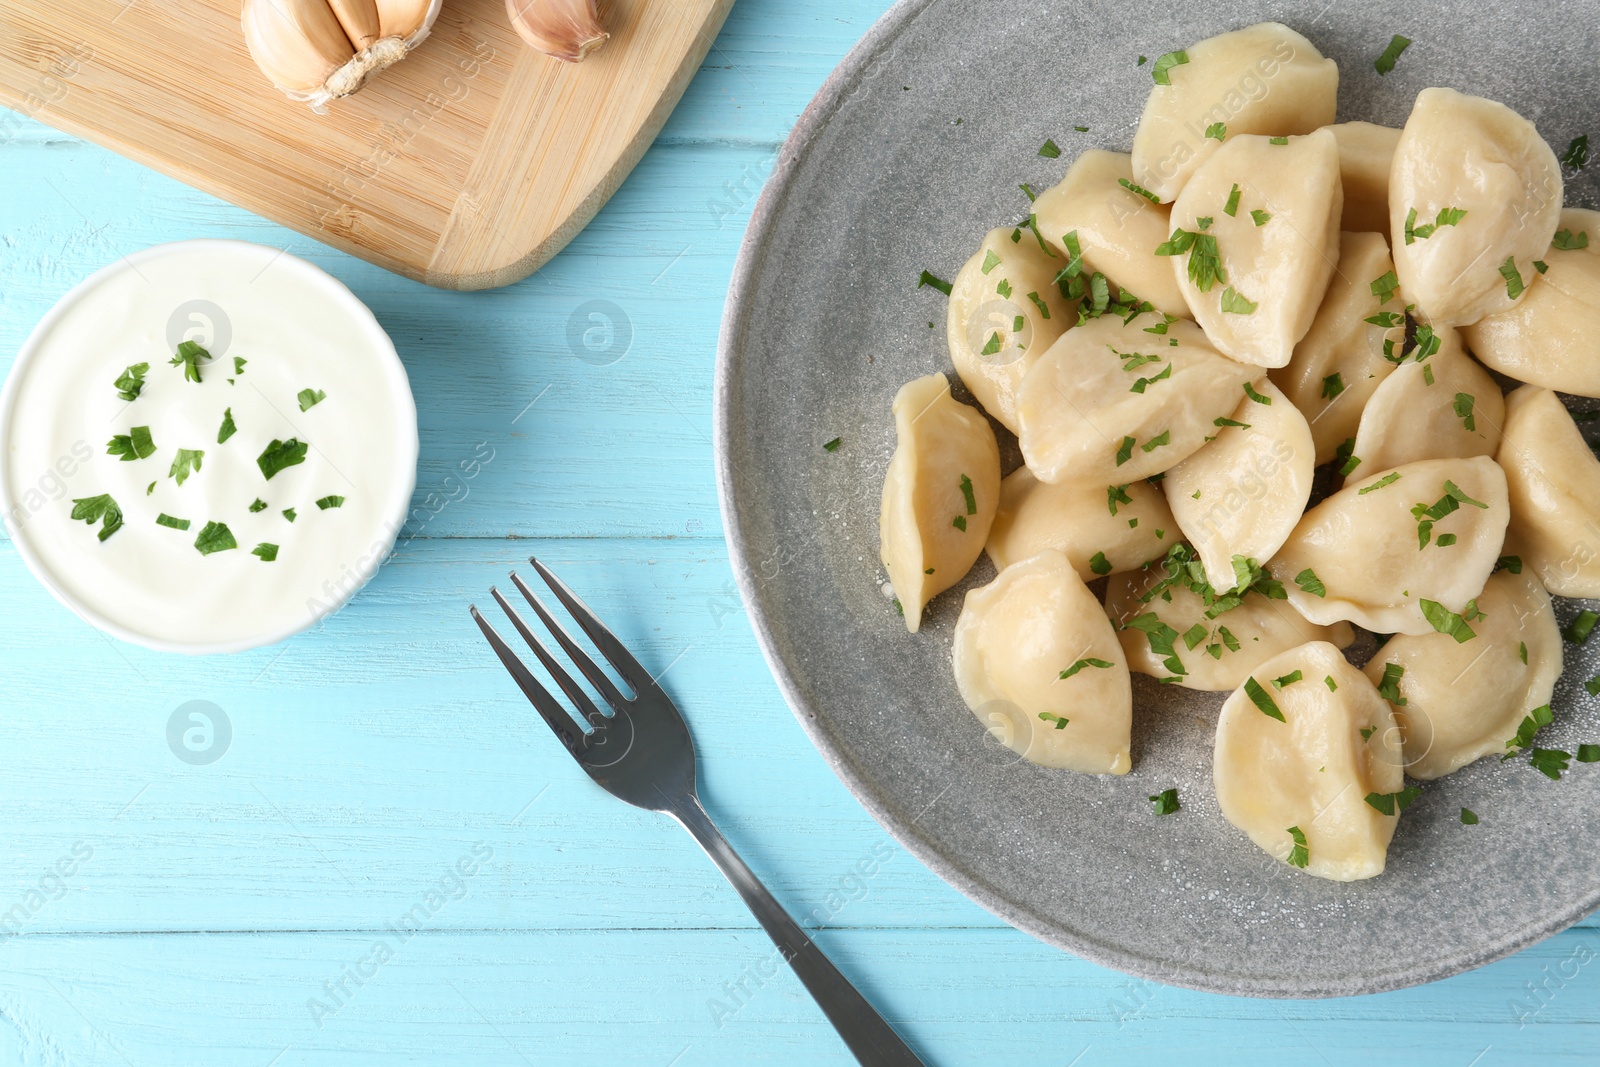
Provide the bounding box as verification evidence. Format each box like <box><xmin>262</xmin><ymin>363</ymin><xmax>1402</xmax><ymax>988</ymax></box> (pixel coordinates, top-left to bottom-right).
<box><xmin>1580</xmin><ymin>744</ymin><xmax>1600</xmax><ymax>763</ymax></box>
<box><xmin>1089</xmin><ymin>551</ymin><xmax>1112</xmax><ymax>576</ymax></box>
<box><xmin>114</xmin><ymin>362</ymin><xmax>149</xmax><ymax>402</ymax></box>
<box><xmin>1369</xmin><ymin>32</ymin><xmax>1408</xmax><ymax>74</ymax></box>
<box><xmin>1151</xmin><ymin>49</ymin><xmax>1188</xmax><ymax>85</ymax></box>
<box><xmin>1137</xmin><ymin>55</ymin><xmax>1147</xmax><ymax>65</ymax></box>
<box><xmin>1553</xmin><ymin>228</ymin><xmax>1590</xmax><ymax>251</ymax></box>
<box><xmin>1452</xmin><ymin>392</ymin><xmax>1476</xmax><ymax>431</ymax></box>
<box><xmin>1125</xmin><ymin>613</ymin><xmax>1186</xmax><ymax>675</ymax></box>
<box><xmin>1244</xmin><ymin>677</ymin><xmax>1284</xmax><ymax>721</ymax></box>
<box><xmin>1038</xmin><ymin>712</ymin><xmax>1069</xmax><ymax>730</ymax></box>
<box><xmin>1521</xmin><ymin>642</ymin><xmax>1529</xmax><ymax>665</ymax></box>
<box><xmin>155</xmin><ymin>513</ymin><xmax>190</xmax><ymax>530</ymax></box>
<box><xmin>234</xmin><ymin>357</ymin><xmax>247</xmax><ymax>375</ymax></box>
<box><xmin>70</xmin><ymin>494</ymin><xmax>123</xmax><ymax>541</ymax></box>
<box><xmin>1376</xmin><ymin>662</ymin><xmax>1406</xmax><ymax>705</ymax></box>
<box><xmin>1461</xmin><ymin>808</ymin><xmax>1478</xmax><ymax>825</ymax></box>
<box><xmin>1149</xmin><ymin>788</ymin><xmax>1180</xmax><ymax>815</ymax></box>
<box><xmin>218</xmin><ymin>407</ymin><xmax>237</xmax><ymax>444</ymax></box>
<box><xmin>1412</xmin><ymin>480</ymin><xmax>1488</xmax><ymax>547</ymax></box>
<box><xmin>1336</xmin><ymin>438</ymin><xmax>1361</xmax><ymax>477</ymax></box>
<box><xmin>1060</xmin><ymin>657</ymin><xmax>1113</xmax><ymax>679</ymax></box>
<box><xmin>1268</xmin><ymin>136</ymin><xmax>1288</xmax><ymax>146</ymax></box>
<box><xmin>1564</xmin><ymin>609</ymin><xmax>1600</xmax><ymax>644</ymax></box>
<box><xmin>1027</xmin><ymin>291</ymin><xmax>1051</xmax><ymax>319</ymax></box>
<box><xmin>1410</xmin><ymin>324</ymin><xmax>1442</xmax><ymax>363</ymax></box>
<box><xmin>1273</xmin><ymin>670</ymin><xmax>1303</xmax><ymax>689</ymax></box>
<box><xmin>1140</xmin><ymin>430</ymin><xmax>1170</xmax><ymax>453</ymax></box>
<box><xmin>1214</xmin><ymin>416</ymin><xmax>1251</xmax><ymax>429</ymax></box>
<box><xmin>146</xmin><ymin>482</ymin><xmax>155</xmax><ymax>495</ymax></box>
<box><xmin>1370</xmin><ymin>270</ymin><xmax>1401</xmax><ymax>304</ymax></box>
<box><xmin>1530</xmin><ymin>748</ymin><xmax>1572</xmax><ymax>780</ymax></box>
<box><xmin>1321</xmin><ymin>373</ymin><xmax>1346</xmax><ymax>400</ymax></box>
<box><xmin>194</xmin><ymin>521</ymin><xmax>237</xmax><ymax>556</ymax></box>
<box><xmin>1562</xmin><ymin>134</ymin><xmax>1589</xmax><ymax>171</ymax></box>
<box><xmin>981</xmin><ymin>249</ymin><xmax>1002</xmax><ymax>274</ymax></box>
<box><xmin>1360</xmin><ymin>726</ymin><xmax>1376</xmax><ymax>741</ymax></box>
<box><xmin>252</xmin><ymin>542</ymin><xmax>279</xmax><ymax>562</ymax></box>
<box><xmin>1073</xmin><ymin>125</ymin><xmax>1089</xmax><ymax>133</ymax></box>
<box><xmin>1359</xmin><ymin>472</ymin><xmax>1401</xmax><ymax>495</ymax></box>
<box><xmin>1154</xmin><ymin>226</ymin><xmax>1226</xmax><ymax>291</ymax></box>
<box><xmin>257</xmin><ymin>438</ymin><xmax>309</xmax><ymax>480</ymax></box>
<box><xmin>1038</xmin><ymin>139</ymin><xmax>1061</xmax><ymax>159</ymax></box>
<box><xmin>1363</xmin><ymin>787</ymin><xmax>1421</xmax><ymax>816</ymax></box>
<box><xmin>298</xmin><ymin>388</ymin><xmax>327</xmax><ymax>412</ymax></box>
<box><xmin>170</xmin><ymin>340</ymin><xmax>209</xmax><ymax>383</ymax></box>
<box><xmin>1285</xmin><ymin>826</ymin><xmax>1308</xmax><ymax>868</ymax></box>
<box><xmin>1505</xmin><ymin>704</ymin><xmax>1553</xmax><ymax>754</ymax></box>
<box><xmin>1365</xmin><ymin>311</ymin><xmax>1405</xmax><ymax>328</ymax></box>
<box><xmin>1250</xmin><ymin>209</ymin><xmax>1272</xmax><ymax>227</ymax></box>
<box><xmin>1586</xmin><ymin>674</ymin><xmax>1600</xmax><ymax>698</ymax></box>
<box><xmin>169</xmin><ymin>448</ymin><xmax>204</xmax><ymax>486</ymax></box>
<box><xmin>951</xmin><ymin>515</ymin><xmax>967</xmax><ymax>532</ymax></box>
<box><xmin>1130</xmin><ymin>363</ymin><xmax>1173</xmax><ymax>392</ymax></box>
<box><xmin>980</xmin><ymin>332</ymin><xmax>1002</xmax><ymax>356</ymax></box>
<box><xmin>107</xmin><ymin>425</ymin><xmax>156</xmax><ymax>461</ymax></box>
<box><xmin>1534</xmin><ymin>260</ymin><xmax>1549</xmax><ymax>274</ymax></box>
<box><xmin>1436</xmin><ymin>533</ymin><xmax>1458</xmax><ymax>547</ymax></box>
<box><xmin>1422</xmin><ymin>363</ymin><xmax>1436</xmax><ymax>386</ymax></box>
<box><xmin>1294</xmin><ymin>568</ymin><xmax>1326</xmax><ymax>597</ymax></box>
<box><xmin>1403</xmin><ymin>205</ymin><xmax>1466</xmax><ymax>244</ymax></box>
<box><xmin>283</xmin><ymin>508</ymin><xmax>297</xmax><ymax>522</ymax></box>
<box><xmin>1019</xmin><ymin>182</ymin><xmax>1038</xmax><ymax>202</ymax></box>
<box><xmin>1117</xmin><ymin>178</ymin><xmax>1161</xmax><ymax>205</ymax></box>
<box><xmin>1107</xmin><ymin>484</ymin><xmax>1132</xmax><ymax>515</ymax></box>
<box><xmin>917</xmin><ymin>270</ymin><xmax>952</xmax><ymax>294</ymax></box>
<box><xmin>958</xmin><ymin>474</ymin><xmax>977</xmax><ymax>515</ymax></box>
<box><xmin>1242</xmin><ymin>381</ymin><xmax>1271</xmax><ymax>405</ymax></box>
<box><xmin>1182</xmin><ymin>623</ymin><xmax>1208</xmax><ymax>650</ymax></box>
<box><xmin>1420</xmin><ymin>599</ymin><xmax>1477</xmax><ymax>643</ymax></box>
<box><xmin>1499</xmin><ymin>256</ymin><xmax>1525</xmax><ymax>300</ymax></box>
<box><xmin>1115</xmin><ymin>436</ymin><xmax>1136</xmax><ymax>466</ymax></box>
<box><xmin>1205</xmin><ymin>122</ymin><xmax>1226</xmax><ymax>142</ymax></box>
<box><xmin>1325</xmin><ymin>675</ymin><xmax>1338</xmax><ymax>692</ymax></box>
<box><xmin>1224</xmin><ymin>184</ymin><xmax>1241</xmax><ymax>217</ymax></box>
<box><xmin>1220</xmin><ymin>287</ymin><xmax>1257</xmax><ymax>314</ymax></box>
<box><xmin>823</xmin><ymin>436</ymin><xmax>842</xmax><ymax>452</ymax></box>
<box><xmin>249</xmin><ymin>498</ymin><xmax>268</xmax><ymax>513</ymax></box>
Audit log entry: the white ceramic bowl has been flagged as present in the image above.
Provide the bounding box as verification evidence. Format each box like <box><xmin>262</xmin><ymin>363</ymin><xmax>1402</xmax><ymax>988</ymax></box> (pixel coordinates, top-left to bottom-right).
<box><xmin>0</xmin><ymin>240</ymin><xmax>419</xmax><ymax>654</ymax></box>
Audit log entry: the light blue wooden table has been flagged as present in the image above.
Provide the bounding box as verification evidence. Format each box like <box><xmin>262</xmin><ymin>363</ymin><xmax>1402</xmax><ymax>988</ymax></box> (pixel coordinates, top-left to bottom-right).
<box><xmin>0</xmin><ymin>3</ymin><xmax>1592</xmax><ymax>1063</ymax></box>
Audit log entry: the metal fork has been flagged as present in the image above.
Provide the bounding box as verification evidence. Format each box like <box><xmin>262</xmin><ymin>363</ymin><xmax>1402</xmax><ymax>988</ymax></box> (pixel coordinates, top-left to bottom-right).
<box><xmin>470</xmin><ymin>557</ymin><xmax>927</xmax><ymax>1067</ymax></box>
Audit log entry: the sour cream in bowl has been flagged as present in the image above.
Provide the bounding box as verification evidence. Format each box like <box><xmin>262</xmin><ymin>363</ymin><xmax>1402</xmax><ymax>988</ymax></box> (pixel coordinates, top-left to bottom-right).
<box><xmin>0</xmin><ymin>240</ymin><xmax>419</xmax><ymax>654</ymax></box>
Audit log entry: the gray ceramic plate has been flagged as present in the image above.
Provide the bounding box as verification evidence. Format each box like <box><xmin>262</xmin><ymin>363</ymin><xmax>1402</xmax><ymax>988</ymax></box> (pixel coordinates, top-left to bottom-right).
<box><xmin>714</xmin><ymin>0</ymin><xmax>1600</xmax><ymax>997</ymax></box>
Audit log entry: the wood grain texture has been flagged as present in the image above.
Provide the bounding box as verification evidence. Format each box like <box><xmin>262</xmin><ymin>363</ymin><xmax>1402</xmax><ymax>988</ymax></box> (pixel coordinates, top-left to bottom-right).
<box><xmin>0</xmin><ymin>0</ymin><xmax>1595</xmax><ymax>1062</ymax></box>
<box><xmin>0</xmin><ymin>0</ymin><xmax>734</xmax><ymax>290</ymax></box>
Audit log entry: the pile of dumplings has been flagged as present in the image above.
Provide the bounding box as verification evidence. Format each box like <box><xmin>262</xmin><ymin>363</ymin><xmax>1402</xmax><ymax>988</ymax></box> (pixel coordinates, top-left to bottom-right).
<box><xmin>878</xmin><ymin>22</ymin><xmax>1600</xmax><ymax>881</ymax></box>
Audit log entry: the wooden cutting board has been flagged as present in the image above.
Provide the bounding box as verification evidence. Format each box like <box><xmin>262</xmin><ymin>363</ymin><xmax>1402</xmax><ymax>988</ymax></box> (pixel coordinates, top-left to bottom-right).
<box><xmin>0</xmin><ymin>0</ymin><xmax>733</xmax><ymax>290</ymax></box>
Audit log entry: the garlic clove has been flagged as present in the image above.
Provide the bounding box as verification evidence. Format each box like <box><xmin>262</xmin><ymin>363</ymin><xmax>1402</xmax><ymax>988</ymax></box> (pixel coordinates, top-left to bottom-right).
<box><xmin>507</xmin><ymin>0</ymin><xmax>610</xmax><ymax>63</ymax></box>
<box><xmin>375</xmin><ymin>0</ymin><xmax>436</xmax><ymax>38</ymax></box>
<box><xmin>327</xmin><ymin>0</ymin><xmax>383</xmax><ymax>52</ymax></box>
<box><xmin>243</xmin><ymin>0</ymin><xmax>356</xmax><ymax>94</ymax></box>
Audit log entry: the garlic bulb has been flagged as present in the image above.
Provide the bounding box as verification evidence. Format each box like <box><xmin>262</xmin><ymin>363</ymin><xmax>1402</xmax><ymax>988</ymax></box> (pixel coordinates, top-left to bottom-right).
<box><xmin>507</xmin><ymin>0</ymin><xmax>609</xmax><ymax>62</ymax></box>
<box><xmin>242</xmin><ymin>0</ymin><xmax>444</xmax><ymax>110</ymax></box>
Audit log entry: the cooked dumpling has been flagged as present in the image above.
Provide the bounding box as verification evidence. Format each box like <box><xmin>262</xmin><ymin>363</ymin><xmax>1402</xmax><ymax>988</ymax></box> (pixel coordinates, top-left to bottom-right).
<box><xmin>1269</xmin><ymin>231</ymin><xmax>1402</xmax><ymax>464</ymax></box>
<box><xmin>1166</xmin><ymin>131</ymin><xmax>1342</xmax><ymax>368</ymax></box>
<box><xmin>1105</xmin><ymin>553</ymin><xmax>1354</xmax><ymax>691</ymax></box>
<box><xmin>953</xmin><ymin>550</ymin><xmax>1132</xmax><ymax>774</ymax></box>
<box><xmin>1015</xmin><ymin>313</ymin><xmax>1259</xmax><ymax>485</ymax></box>
<box><xmin>1364</xmin><ymin>568</ymin><xmax>1562</xmax><ymax>780</ymax></box>
<box><xmin>879</xmin><ymin>373</ymin><xmax>1001</xmax><ymax>632</ymax></box>
<box><xmin>1496</xmin><ymin>386</ymin><xmax>1600</xmax><ymax>597</ymax></box>
<box><xmin>1163</xmin><ymin>379</ymin><xmax>1314</xmax><ymax>592</ymax></box>
<box><xmin>1327</xmin><ymin>122</ymin><xmax>1400</xmax><ymax>234</ymax></box>
<box><xmin>1129</xmin><ymin>23</ymin><xmax>1338</xmax><ymax>203</ymax></box>
<box><xmin>1348</xmin><ymin>326</ymin><xmax>1504</xmax><ymax>471</ymax></box>
<box><xmin>1271</xmin><ymin>456</ymin><xmax>1510</xmax><ymax>635</ymax></box>
<box><xmin>986</xmin><ymin>466</ymin><xmax>1175</xmax><ymax>577</ymax></box>
<box><xmin>1214</xmin><ymin>641</ymin><xmax>1403</xmax><ymax>881</ymax></box>
<box><xmin>946</xmin><ymin>227</ymin><xmax>1074</xmax><ymax>431</ymax></box>
<box><xmin>1462</xmin><ymin>209</ymin><xmax>1600</xmax><ymax>398</ymax></box>
<box><xmin>1388</xmin><ymin>88</ymin><xmax>1563</xmax><ymax>328</ymax></box>
<box><xmin>1032</xmin><ymin>150</ymin><xmax>1188</xmax><ymax>318</ymax></box>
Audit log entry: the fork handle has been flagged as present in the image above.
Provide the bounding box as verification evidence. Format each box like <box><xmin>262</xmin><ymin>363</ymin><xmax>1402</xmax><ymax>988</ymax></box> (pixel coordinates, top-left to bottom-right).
<box><xmin>670</xmin><ymin>795</ymin><xmax>927</xmax><ymax>1067</ymax></box>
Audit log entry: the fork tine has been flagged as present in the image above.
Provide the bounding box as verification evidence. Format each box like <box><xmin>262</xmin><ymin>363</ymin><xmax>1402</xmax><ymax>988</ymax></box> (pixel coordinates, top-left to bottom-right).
<box><xmin>528</xmin><ymin>556</ymin><xmax>655</xmax><ymax>693</ymax></box>
<box><xmin>470</xmin><ymin>604</ymin><xmax>584</xmax><ymax>756</ymax></box>
<box><xmin>490</xmin><ymin>585</ymin><xmax>609</xmax><ymax>726</ymax></box>
<box><xmin>509</xmin><ymin>571</ymin><xmax>631</xmax><ymax>710</ymax></box>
